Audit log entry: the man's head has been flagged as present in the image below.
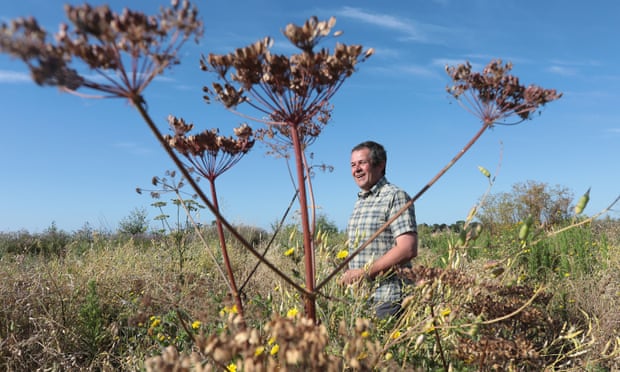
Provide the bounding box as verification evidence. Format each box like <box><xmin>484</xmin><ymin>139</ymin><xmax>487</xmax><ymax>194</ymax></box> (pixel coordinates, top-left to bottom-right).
<box><xmin>350</xmin><ymin>141</ymin><xmax>387</xmax><ymax>191</ymax></box>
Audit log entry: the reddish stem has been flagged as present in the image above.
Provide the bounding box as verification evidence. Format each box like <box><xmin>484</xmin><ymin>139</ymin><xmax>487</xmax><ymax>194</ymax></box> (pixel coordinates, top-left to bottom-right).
<box><xmin>210</xmin><ymin>177</ymin><xmax>246</xmax><ymax>327</ymax></box>
<box><xmin>132</xmin><ymin>97</ymin><xmax>311</xmax><ymax>298</ymax></box>
<box><xmin>289</xmin><ymin>122</ymin><xmax>317</xmax><ymax>322</ymax></box>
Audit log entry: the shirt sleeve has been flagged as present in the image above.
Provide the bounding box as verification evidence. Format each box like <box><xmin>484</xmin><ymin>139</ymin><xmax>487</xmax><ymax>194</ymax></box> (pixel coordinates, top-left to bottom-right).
<box><xmin>389</xmin><ymin>189</ymin><xmax>417</xmax><ymax>238</ymax></box>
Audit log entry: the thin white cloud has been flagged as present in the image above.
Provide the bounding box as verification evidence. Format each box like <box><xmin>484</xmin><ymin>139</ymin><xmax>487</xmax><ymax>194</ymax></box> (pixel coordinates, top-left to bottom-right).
<box><xmin>112</xmin><ymin>142</ymin><xmax>152</xmax><ymax>156</ymax></box>
<box><xmin>369</xmin><ymin>47</ymin><xmax>401</xmax><ymax>59</ymax></box>
<box><xmin>547</xmin><ymin>65</ymin><xmax>577</xmax><ymax>76</ymax></box>
<box><xmin>335</xmin><ymin>7</ymin><xmax>450</xmax><ymax>44</ymax></box>
<box><xmin>0</xmin><ymin>69</ymin><xmax>30</xmax><ymax>83</ymax></box>
<box><xmin>400</xmin><ymin>64</ymin><xmax>439</xmax><ymax>78</ymax></box>
<box><xmin>549</xmin><ymin>59</ymin><xmax>601</xmax><ymax>68</ymax></box>
<box><xmin>366</xmin><ymin>63</ymin><xmax>441</xmax><ymax>79</ymax></box>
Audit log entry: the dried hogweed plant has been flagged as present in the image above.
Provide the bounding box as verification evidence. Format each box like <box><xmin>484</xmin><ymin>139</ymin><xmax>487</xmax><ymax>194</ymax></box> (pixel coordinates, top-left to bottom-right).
<box><xmin>1</xmin><ymin>0</ymin><xmax>320</xmax><ymax>336</ymax></box>
<box><xmin>201</xmin><ymin>16</ymin><xmax>373</xmax><ymax>321</ymax></box>
<box><xmin>165</xmin><ymin>117</ymin><xmax>255</xmax><ymax>324</ymax></box>
<box><xmin>0</xmin><ymin>1</ymin><xmax>202</xmax><ymax>98</ymax></box>
<box><xmin>0</xmin><ymin>0</ymin><xmax>281</xmax><ymax>317</ymax></box>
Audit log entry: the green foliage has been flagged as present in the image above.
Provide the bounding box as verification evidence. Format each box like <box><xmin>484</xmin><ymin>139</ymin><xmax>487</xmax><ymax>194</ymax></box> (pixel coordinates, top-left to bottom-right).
<box><xmin>78</xmin><ymin>280</ymin><xmax>106</xmax><ymax>360</ymax></box>
<box><xmin>118</xmin><ymin>207</ymin><xmax>149</xmax><ymax>236</ymax></box>
<box><xmin>479</xmin><ymin>180</ymin><xmax>574</xmax><ymax>234</ymax></box>
<box><xmin>36</xmin><ymin>222</ymin><xmax>71</xmax><ymax>257</ymax></box>
<box><xmin>0</xmin><ymin>229</ymin><xmax>38</xmax><ymax>256</ymax></box>
<box><xmin>151</xmin><ymin>198</ymin><xmax>204</xmax><ymax>282</ymax></box>
<box><xmin>520</xmin><ymin>222</ymin><xmax>607</xmax><ymax>282</ymax></box>
<box><xmin>316</xmin><ymin>214</ymin><xmax>340</xmax><ymax>235</ymax></box>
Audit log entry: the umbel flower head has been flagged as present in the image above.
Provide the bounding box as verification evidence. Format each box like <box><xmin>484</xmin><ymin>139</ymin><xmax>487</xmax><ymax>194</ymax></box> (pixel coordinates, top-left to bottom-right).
<box><xmin>0</xmin><ymin>0</ymin><xmax>203</xmax><ymax>99</ymax></box>
<box><xmin>166</xmin><ymin>116</ymin><xmax>254</xmax><ymax>180</ymax></box>
<box><xmin>446</xmin><ymin>59</ymin><xmax>562</xmax><ymax>125</ymax></box>
<box><xmin>200</xmin><ymin>16</ymin><xmax>373</xmax><ymax>155</ymax></box>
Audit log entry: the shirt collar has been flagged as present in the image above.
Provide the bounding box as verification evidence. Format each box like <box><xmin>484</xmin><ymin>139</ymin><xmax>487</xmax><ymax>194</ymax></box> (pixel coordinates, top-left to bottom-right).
<box><xmin>357</xmin><ymin>176</ymin><xmax>388</xmax><ymax>198</ymax></box>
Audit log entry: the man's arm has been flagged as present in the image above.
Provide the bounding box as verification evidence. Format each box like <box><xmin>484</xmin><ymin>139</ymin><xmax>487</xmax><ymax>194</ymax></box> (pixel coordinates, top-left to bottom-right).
<box><xmin>366</xmin><ymin>231</ymin><xmax>417</xmax><ymax>279</ymax></box>
<box><xmin>340</xmin><ymin>231</ymin><xmax>417</xmax><ymax>284</ymax></box>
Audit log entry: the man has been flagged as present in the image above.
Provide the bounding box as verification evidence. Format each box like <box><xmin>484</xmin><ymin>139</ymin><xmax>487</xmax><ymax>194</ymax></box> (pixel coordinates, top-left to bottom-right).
<box><xmin>341</xmin><ymin>140</ymin><xmax>418</xmax><ymax>318</ymax></box>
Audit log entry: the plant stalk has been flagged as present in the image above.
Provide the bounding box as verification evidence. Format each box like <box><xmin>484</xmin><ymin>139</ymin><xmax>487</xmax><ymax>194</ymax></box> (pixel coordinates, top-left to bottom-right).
<box><xmin>289</xmin><ymin>122</ymin><xmax>317</xmax><ymax>322</ymax></box>
<box><xmin>132</xmin><ymin>97</ymin><xmax>312</xmax><ymax>298</ymax></box>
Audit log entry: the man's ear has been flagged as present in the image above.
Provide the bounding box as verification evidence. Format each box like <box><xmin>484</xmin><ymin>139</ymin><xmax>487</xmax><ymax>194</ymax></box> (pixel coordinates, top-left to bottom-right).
<box><xmin>379</xmin><ymin>161</ymin><xmax>386</xmax><ymax>173</ymax></box>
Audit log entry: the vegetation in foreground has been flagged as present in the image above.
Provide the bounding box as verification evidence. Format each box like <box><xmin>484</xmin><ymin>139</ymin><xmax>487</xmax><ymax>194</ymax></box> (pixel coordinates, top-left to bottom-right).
<box><xmin>1</xmin><ymin>1</ymin><xmax>617</xmax><ymax>371</ymax></box>
<box><xmin>1</xmin><ymin>214</ymin><xmax>619</xmax><ymax>371</ymax></box>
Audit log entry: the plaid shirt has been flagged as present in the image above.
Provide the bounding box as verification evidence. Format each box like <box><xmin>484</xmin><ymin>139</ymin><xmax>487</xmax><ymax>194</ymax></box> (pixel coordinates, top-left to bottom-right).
<box><xmin>347</xmin><ymin>177</ymin><xmax>417</xmax><ymax>304</ymax></box>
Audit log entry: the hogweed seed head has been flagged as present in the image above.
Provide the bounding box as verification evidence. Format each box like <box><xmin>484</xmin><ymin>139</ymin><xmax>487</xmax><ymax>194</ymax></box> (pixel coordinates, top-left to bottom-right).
<box><xmin>0</xmin><ymin>0</ymin><xmax>203</xmax><ymax>100</ymax></box>
<box><xmin>446</xmin><ymin>59</ymin><xmax>562</xmax><ymax>125</ymax></box>
<box><xmin>201</xmin><ymin>16</ymin><xmax>372</xmax><ymax>157</ymax></box>
<box><xmin>165</xmin><ymin>116</ymin><xmax>254</xmax><ymax>181</ymax></box>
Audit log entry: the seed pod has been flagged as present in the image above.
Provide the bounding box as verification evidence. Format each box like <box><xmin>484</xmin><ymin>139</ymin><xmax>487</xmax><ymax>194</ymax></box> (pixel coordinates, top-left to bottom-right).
<box><xmin>466</xmin><ymin>205</ymin><xmax>477</xmax><ymax>222</ymax></box>
<box><xmin>457</xmin><ymin>229</ymin><xmax>467</xmax><ymax>247</ymax></box>
<box><xmin>477</xmin><ymin>165</ymin><xmax>491</xmax><ymax>178</ymax></box>
<box><xmin>519</xmin><ymin>215</ymin><xmax>534</xmax><ymax>241</ymax></box>
<box><xmin>574</xmin><ymin>187</ymin><xmax>591</xmax><ymax>215</ymax></box>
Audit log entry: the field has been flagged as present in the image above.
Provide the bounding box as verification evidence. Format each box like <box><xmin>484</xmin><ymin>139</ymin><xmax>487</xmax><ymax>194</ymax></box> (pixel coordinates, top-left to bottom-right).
<box><xmin>1</xmin><ymin>218</ymin><xmax>619</xmax><ymax>371</ymax></box>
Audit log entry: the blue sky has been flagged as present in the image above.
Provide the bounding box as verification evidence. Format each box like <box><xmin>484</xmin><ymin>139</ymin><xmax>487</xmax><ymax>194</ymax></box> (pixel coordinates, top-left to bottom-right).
<box><xmin>1</xmin><ymin>0</ymin><xmax>618</xmax><ymax>233</ymax></box>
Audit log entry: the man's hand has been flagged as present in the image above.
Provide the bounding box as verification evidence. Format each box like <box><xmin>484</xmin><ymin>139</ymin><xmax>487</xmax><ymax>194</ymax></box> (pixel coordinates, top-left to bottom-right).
<box><xmin>340</xmin><ymin>268</ymin><xmax>366</xmax><ymax>285</ymax></box>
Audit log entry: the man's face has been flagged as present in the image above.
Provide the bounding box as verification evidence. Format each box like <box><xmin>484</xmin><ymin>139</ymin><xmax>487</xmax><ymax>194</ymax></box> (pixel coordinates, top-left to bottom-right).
<box><xmin>350</xmin><ymin>148</ymin><xmax>384</xmax><ymax>191</ymax></box>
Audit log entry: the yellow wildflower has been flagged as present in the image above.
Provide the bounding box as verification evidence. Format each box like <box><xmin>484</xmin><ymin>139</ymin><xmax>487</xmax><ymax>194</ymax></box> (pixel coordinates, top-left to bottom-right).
<box><xmin>286</xmin><ymin>308</ymin><xmax>299</xmax><ymax>318</ymax></box>
<box><xmin>361</xmin><ymin>330</ymin><xmax>369</xmax><ymax>338</ymax></box>
<box><xmin>227</xmin><ymin>362</ymin><xmax>237</xmax><ymax>372</ymax></box>
<box><xmin>284</xmin><ymin>247</ymin><xmax>295</xmax><ymax>256</ymax></box>
<box><xmin>440</xmin><ymin>308</ymin><xmax>451</xmax><ymax>317</ymax></box>
<box><xmin>254</xmin><ymin>346</ymin><xmax>265</xmax><ymax>356</ymax></box>
<box><xmin>191</xmin><ymin>320</ymin><xmax>201</xmax><ymax>330</ymax></box>
<box><xmin>390</xmin><ymin>330</ymin><xmax>401</xmax><ymax>340</ymax></box>
<box><xmin>336</xmin><ymin>250</ymin><xmax>349</xmax><ymax>259</ymax></box>
<box><xmin>268</xmin><ymin>337</ymin><xmax>276</xmax><ymax>345</ymax></box>
<box><xmin>221</xmin><ymin>304</ymin><xmax>239</xmax><ymax>316</ymax></box>
<box><xmin>270</xmin><ymin>343</ymin><xmax>280</xmax><ymax>355</ymax></box>
<box><xmin>151</xmin><ymin>318</ymin><xmax>161</xmax><ymax>328</ymax></box>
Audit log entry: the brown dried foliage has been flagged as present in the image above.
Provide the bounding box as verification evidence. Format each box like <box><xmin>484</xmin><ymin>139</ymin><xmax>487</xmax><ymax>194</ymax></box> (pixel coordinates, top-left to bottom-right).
<box><xmin>0</xmin><ymin>0</ymin><xmax>203</xmax><ymax>98</ymax></box>
<box><xmin>165</xmin><ymin>116</ymin><xmax>255</xmax><ymax>180</ymax></box>
<box><xmin>144</xmin><ymin>314</ymin><xmax>404</xmax><ymax>372</ymax></box>
<box><xmin>145</xmin><ymin>316</ymin><xmax>337</xmax><ymax>371</ymax></box>
<box><xmin>446</xmin><ymin>59</ymin><xmax>562</xmax><ymax>124</ymax></box>
<box><xmin>399</xmin><ymin>265</ymin><xmax>565</xmax><ymax>370</ymax></box>
<box><xmin>200</xmin><ymin>16</ymin><xmax>373</xmax><ymax>155</ymax></box>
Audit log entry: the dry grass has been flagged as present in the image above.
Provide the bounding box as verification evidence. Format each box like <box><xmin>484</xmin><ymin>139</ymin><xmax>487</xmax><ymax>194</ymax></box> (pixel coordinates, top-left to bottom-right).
<box><xmin>1</xmin><ymin>222</ymin><xmax>619</xmax><ymax>371</ymax></box>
